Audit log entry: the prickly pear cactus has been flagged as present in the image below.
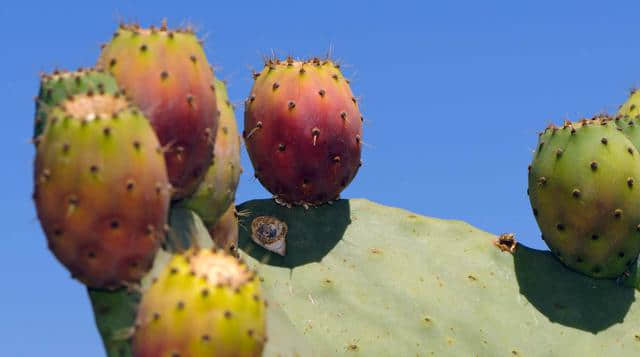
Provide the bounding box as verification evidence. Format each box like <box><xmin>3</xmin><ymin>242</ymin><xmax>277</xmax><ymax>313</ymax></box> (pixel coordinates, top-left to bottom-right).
<box><xmin>98</xmin><ymin>22</ymin><xmax>218</xmax><ymax>199</ymax></box>
<box><xmin>131</xmin><ymin>248</ymin><xmax>266</xmax><ymax>357</ymax></box>
<box><xmin>528</xmin><ymin>118</ymin><xmax>640</xmax><ymax>278</ymax></box>
<box><xmin>243</xmin><ymin>57</ymin><xmax>362</xmax><ymax>206</ymax></box>
<box><xmin>236</xmin><ymin>199</ymin><xmax>640</xmax><ymax>356</ymax></box>
<box><xmin>618</xmin><ymin>89</ymin><xmax>640</xmax><ymax>117</ymax></box>
<box><xmin>33</xmin><ymin>93</ymin><xmax>171</xmax><ymax>288</ymax></box>
<box><xmin>178</xmin><ymin>79</ymin><xmax>242</xmax><ymax>225</ymax></box>
<box><xmin>34</xmin><ymin>68</ymin><xmax>119</xmax><ymax>137</ymax></box>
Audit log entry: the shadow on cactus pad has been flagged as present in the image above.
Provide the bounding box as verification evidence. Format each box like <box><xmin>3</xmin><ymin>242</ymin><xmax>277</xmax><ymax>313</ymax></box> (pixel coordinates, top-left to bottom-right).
<box><xmin>513</xmin><ymin>245</ymin><xmax>635</xmax><ymax>334</ymax></box>
<box><xmin>237</xmin><ymin>200</ymin><xmax>351</xmax><ymax>268</ymax></box>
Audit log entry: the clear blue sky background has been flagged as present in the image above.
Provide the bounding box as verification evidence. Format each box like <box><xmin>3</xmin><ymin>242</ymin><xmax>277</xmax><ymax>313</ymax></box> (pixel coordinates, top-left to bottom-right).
<box><xmin>2</xmin><ymin>0</ymin><xmax>639</xmax><ymax>355</ymax></box>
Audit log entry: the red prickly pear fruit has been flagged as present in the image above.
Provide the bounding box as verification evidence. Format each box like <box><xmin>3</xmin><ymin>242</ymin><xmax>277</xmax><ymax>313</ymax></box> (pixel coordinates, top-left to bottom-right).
<box><xmin>208</xmin><ymin>205</ymin><xmax>239</xmax><ymax>256</ymax></box>
<box><xmin>244</xmin><ymin>57</ymin><xmax>363</xmax><ymax>206</ymax></box>
<box><xmin>33</xmin><ymin>94</ymin><xmax>171</xmax><ymax>289</ymax></box>
<box><xmin>178</xmin><ymin>79</ymin><xmax>242</xmax><ymax>225</ymax></box>
<box><xmin>132</xmin><ymin>248</ymin><xmax>266</xmax><ymax>357</ymax></box>
<box><xmin>97</xmin><ymin>22</ymin><xmax>218</xmax><ymax>199</ymax></box>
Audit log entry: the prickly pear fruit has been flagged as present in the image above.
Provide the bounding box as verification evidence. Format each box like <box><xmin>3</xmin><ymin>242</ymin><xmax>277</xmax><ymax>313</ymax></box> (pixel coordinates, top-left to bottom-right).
<box><xmin>244</xmin><ymin>57</ymin><xmax>363</xmax><ymax>206</ymax></box>
<box><xmin>178</xmin><ymin>79</ymin><xmax>242</xmax><ymax>225</ymax></box>
<box><xmin>33</xmin><ymin>93</ymin><xmax>170</xmax><ymax>288</ymax></box>
<box><xmin>132</xmin><ymin>248</ymin><xmax>266</xmax><ymax>357</ymax></box>
<box><xmin>208</xmin><ymin>205</ymin><xmax>239</xmax><ymax>255</ymax></box>
<box><xmin>98</xmin><ymin>22</ymin><xmax>218</xmax><ymax>199</ymax></box>
<box><xmin>34</xmin><ymin>68</ymin><xmax>119</xmax><ymax>137</ymax></box>
<box><xmin>617</xmin><ymin>89</ymin><xmax>640</xmax><ymax>118</ymax></box>
<box><xmin>528</xmin><ymin>117</ymin><xmax>640</xmax><ymax>278</ymax></box>
<box><xmin>613</xmin><ymin>114</ymin><xmax>640</xmax><ymax>150</ymax></box>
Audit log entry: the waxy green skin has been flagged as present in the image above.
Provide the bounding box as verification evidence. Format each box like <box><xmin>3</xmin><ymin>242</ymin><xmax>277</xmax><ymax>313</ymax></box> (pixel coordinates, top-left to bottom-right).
<box><xmin>178</xmin><ymin>79</ymin><xmax>241</xmax><ymax>226</ymax></box>
<box><xmin>528</xmin><ymin>119</ymin><xmax>640</xmax><ymax>278</ymax></box>
<box><xmin>34</xmin><ymin>69</ymin><xmax>119</xmax><ymax>137</ymax></box>
<box><xmin>237</xmin><ymin>199</ymin><xmax>640</xmax><ymax>356</ymax></box>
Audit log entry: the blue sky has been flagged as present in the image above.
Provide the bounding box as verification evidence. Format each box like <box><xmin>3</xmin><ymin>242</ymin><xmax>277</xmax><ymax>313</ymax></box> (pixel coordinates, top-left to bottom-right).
<box><xmin>3</xmin><ymin>0</ymin><xmax>639</xmax><ymax>354</ymax></box>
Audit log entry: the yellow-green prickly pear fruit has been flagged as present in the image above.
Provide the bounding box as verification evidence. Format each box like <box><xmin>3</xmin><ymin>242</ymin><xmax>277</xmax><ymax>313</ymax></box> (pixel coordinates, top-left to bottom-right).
<box><xmin>132</xmin><ymin>248</ymin><xmax>266</xmax><ymax>357</ymax></box>
<box><xmin>528</xmin><ymin>117</ymin><xmax>640</xmax><ymax>278</ymax></box>
<box><xmin>617</xmin><ymin>88</ymin><xmax>640</xmax><ymax>118</ymax></box>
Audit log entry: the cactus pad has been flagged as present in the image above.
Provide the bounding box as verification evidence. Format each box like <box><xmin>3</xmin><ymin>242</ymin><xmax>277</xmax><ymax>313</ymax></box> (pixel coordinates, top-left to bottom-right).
<box><xmin>236</xmin><ymin>199</ymin><xmax>640</xmax><ymax>356</ymax></box>
<box><xmin>90</xmin><ymin>200</ymin><xmax>640</xmax><ymax>356</ymax></box>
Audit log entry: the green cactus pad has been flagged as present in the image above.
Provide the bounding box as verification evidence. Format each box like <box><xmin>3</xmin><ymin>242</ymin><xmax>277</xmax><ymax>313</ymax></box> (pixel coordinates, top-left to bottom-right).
<box><xmin>236</xmin><ymin>199</ymin><xmax>640</xmax><ymax>356</ymax></box>
<box><xmin>528</xmin><ymin>118</ymin><xmax>640</xmax><ymax>278</ymax></box>
<box><xmin>90</xmin><ymin>200</ymin><xmax>640</xmax><ymax>356</ymax></box>
<box><xmin>34</xmin><ymin>68</ymin><xmax>119</xmax><ymax>137</ymax></box>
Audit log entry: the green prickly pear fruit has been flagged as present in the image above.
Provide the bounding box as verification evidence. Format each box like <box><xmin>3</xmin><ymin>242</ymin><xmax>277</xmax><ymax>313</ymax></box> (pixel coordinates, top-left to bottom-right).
<box><xmin>132</xmin><ymin>248</ymin><xmax>266</xmax><ymax>357</ymax></box>
<box><xmin>613</xmin><ymin>114</ymin><xmax>640</xmax><ymax>151</ymax></box>
<box><xmin>178</xmin><ymin>79</ymin><xmax>242</xmax><ymax>226</ymax></box>
<box><xmin>34</xmin><ymin>68</ymin><xmax>119</xmax><ymax>137</ymax></box>
<box><xmin>98</xmin><ymin>22</ymin><xmax>219</xmax><ymax>199</ymax></box>
<box><xmin>208</xmin><ymin>205</ymin><xmax>239</xmax><ymax>255</ymax></box>
<box><xmin>33</xmin><ymin>93</ymin><xmax>171</xmax><ymax>288</ymax></box>
<box><xmin>617</xmin><ymin>88</ymin><xmax>640</xmax><ymax>118</ymax></box>
<box><xmin>528</xmin><ymin>117</ymin><xmax>640</xmax><ymax>278</ymax></box>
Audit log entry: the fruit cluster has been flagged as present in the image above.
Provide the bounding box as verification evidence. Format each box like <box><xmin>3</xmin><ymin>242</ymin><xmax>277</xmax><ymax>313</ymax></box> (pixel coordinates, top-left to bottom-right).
<box><xmin>32</xmin><ymin>20</ymin><xmax>364</xmax><ymax>356</ymax></box>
